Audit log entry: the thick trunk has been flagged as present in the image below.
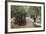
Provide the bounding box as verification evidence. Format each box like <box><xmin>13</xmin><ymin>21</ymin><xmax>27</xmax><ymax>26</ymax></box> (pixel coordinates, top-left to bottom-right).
<box><xmin>15</xmin><ymin>15</ymin><xmax>26</xmax><ymax>26</ymax></box>
<box><xmin>33</xmin><ymin>15</ymin><xmax>36</xmax><ymax>22</ymax></box>
<box><xmin>34</xmin><ymin>18</ymin><xmax>36</xmax><ymax>22</ymax></box>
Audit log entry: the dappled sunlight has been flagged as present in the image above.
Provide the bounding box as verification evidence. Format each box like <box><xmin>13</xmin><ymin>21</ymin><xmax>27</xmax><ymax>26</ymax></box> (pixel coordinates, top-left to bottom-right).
<box><xmin>11</xmin><ymin>5</ymin><xmax>41</xmax><ymax>28</ymax></box>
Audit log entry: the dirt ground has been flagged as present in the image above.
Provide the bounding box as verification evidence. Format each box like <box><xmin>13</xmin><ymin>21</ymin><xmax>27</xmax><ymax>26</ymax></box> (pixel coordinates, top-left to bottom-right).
<box><xmin>11</xmin><ymin>17</ymin><xmax>41</xmax><ymax>28</ymax></box>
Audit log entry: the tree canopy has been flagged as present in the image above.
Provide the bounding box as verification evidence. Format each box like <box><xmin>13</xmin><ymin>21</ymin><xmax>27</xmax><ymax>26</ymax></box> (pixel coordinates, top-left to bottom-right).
<box><xmin>11</xmin><ymin>5</ymin><xmax>41</xmax><ymax>18</ymax></box>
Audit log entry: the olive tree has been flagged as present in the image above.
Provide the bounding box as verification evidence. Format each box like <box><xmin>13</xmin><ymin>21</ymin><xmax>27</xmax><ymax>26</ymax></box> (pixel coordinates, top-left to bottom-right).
<box><xmin>11</xmin><ymin>5</ymin><xmax>27</xmax><ymax>26</ymax></box>
<box><xmin>27</xmin><ymin>6</ymin><xmax>41</xmax><ymax>22</ymax></box>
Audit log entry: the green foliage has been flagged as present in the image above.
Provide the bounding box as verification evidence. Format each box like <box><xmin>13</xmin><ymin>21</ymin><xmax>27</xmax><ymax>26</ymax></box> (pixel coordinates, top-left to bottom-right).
<box><xmin>11</xmin><ymin>5</ymin><xmax>41</xmax><ymax>18</ymax></box>
<box><xmin>11</xmin><ymin>5</ymin><xmax>26</xmax><ymax>18</ymax></box>
<box><xmin>28</xmin><ymin>6</ymin><xmax>41</xmax><ymax>16</ymax></box>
